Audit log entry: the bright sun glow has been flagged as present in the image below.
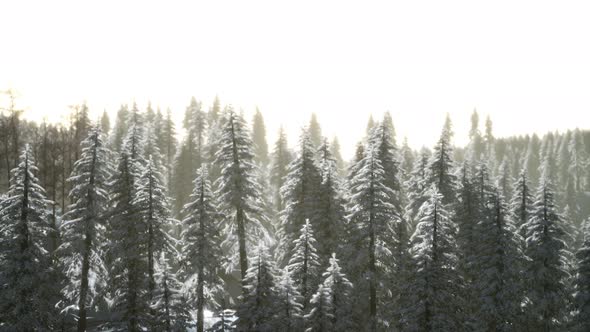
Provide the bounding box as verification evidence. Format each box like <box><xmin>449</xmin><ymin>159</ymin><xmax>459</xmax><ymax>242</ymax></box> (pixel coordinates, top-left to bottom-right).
<box><xmin>1</xmin><ymin>0</ymin><xmax>589</xmax><ymax>157</ymax></box>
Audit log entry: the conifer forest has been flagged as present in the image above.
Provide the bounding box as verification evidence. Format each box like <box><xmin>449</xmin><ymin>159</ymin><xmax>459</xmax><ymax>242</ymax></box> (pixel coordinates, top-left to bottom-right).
<box><xmin>1</xmin><ymin>97</ymin><xmax>590</xmax><ymax>332</ymax></box>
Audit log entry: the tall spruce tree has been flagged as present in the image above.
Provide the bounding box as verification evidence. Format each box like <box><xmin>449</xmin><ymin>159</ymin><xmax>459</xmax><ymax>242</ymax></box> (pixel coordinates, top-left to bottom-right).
<box><xmin>280</xmin><ymin>129</ymin><xmax>322</xmax><ymax>257</ymax></box>
<box><xmin>402</xmin><ymin>188</ymin><xmax>464</xmax><ymax>331</ymax></box>
<box><xmin>573</xmin><ymin>218</ymin><xmax>590</xmax><ymax>331</ymax></box>
<box><xmin>151</xmin><ymin>252</ymin><xmax>192</xmax><ymax>331</ymax></box>
<box><xmin>269</xmin><ymin>126</ymin><xmax>292</xmax><ymax>213</ymax></box>
<box><xmin>214</xmin><ymin>109</ymin><xmax>267</xmax><ymax>287</ymax></box>
<box><xmin>316</xmin><ymin>138</ymin><xmax>347</xmax><ymax>260</ymax></box>
<box><xmin>106</xmin><ymin>141</ymin><xmax>149</xmax><ymax>330</ymax></box>
<box><xmin>252</xmin><ymin>108</ymin><xmax>270</xmax><ymax>166</ymax></box>
<box><xmin>134</xmin><ymin>157</ymin><xmax>174</xmax><ymax>307</ymax></box>
<box><xmin>511</xmin><ymin>169</ymin><xmax>534</xmax><ymax>238</ymax></box>
<box><xmin>523</xmin><ymin>178</ymin><xmax>573</xmax><ymax>331</ymax></box>
<box><xmin>426</xmin><ymin>114</ymin><xmax>457</xmax><ymax>205</ymax></box>
<box><xmin>275</xmin><ymin>268</ymin><xmax>304</xmax><ymax>332</ymax></box>
<box><xmin>234</xmin><ymin>245</ymin><xmax>280</xmax><ymax>332</ymax></box>
<box><xmin>347</xmin><ymin>145</ymin><xmax>401</xmax><ymax>331</ymax></box>
<box><xmin>472</xmin><ymin>188</ymin><xmax>526</xmax><ymax>331</ymax></box>
<box><xmin>287</xmin><ymin>220</ymin><xmax>321</xmax><ymax>308</ymax></box>
<box><xmin>59</xmin><ymin>127</ymin><xmax>112</xmax><ymax>331</ymax></box>
<box><xmin>180</xmin><ymin>165</ymin><xmax>224</xmax><ymax>332</ymax></box>
<box><xmin>308</xmin><ymin>113</ymin><xmax>323</xmax><ymax>148</ymax></box>
<box><xmin>304</xmin><ymin>253</ymin><xmax>354</xmax><ymax>332</ymax></box>
<box><xmin>0</xmin><ymin>145</ymin><xmax>60</xmax><ymax>329</ymax></box>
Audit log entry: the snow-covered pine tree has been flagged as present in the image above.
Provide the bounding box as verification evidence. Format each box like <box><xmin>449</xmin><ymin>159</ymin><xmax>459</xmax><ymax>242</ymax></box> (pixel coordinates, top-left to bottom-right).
<box><xmin>105</xmin><ymin>150</ymin><xmax>149</xmax><ymax>331</ymax></box>
<box><xmin>568</xmin><ymin>128</ymin><xmax>588</xmax><ymax>192</ymax></box>
<box><xmin>510</xmin><ymin>169</ymin><xmax>533</xmax><ymax>239</ymax></box>
<box><xmin>401</xmin><ymin>187</ymin><xmax>463</xmax><ymax>331</ymax></box>
<box><xmin>523</xmin><ymin>177</ymin><xmax>573</xmax><ymax>331</ymax></box>
<box><xmin>308</xmin><ymin>113</ymin><xmax>323</xmax><ymax>148</ymax></box>
<box><xmin>280</xmin><ymin>129</ymin><xmax>322</xmax><ymax>257</ymax></box>
<box><xmin>151</xmin><ymin>252</ymin><xmax>192</xmax><ymax>331</ymax></box>
<box><xmin>234</xmin><ymin>245</ymin><xmax>280</xmax><ymax>332</ymax></box>
<box><xmin>472</xmin><ymin>188</ymin><xmax>526</xmax><ymax>331</ymax></box>
<box><xmin>123</xmin><ymin>103</ymin><xmax>145</xmax><ymax>160</ymax></box>
<box><xmin>275</xmin><ymin>268</ymin><xmax>304</xmax><ymax>332</ymax></box>
<box><xmin>329</xmin><ymin>136</ymin><xmax>345</xmax><ymax>176</ymax></box>
<box><xmin>134</xmin><ymin>157</ymin><xmax>175</xmax><ymax>309</ymax></box>
<box><xmin>110</xmin><ymin>104</ymin><xmax>129</xmax><ymax>151</ymax></box>
<box><xmin>172</xmin><ymin>98</ymin><xmax>207</xmax><ymax>217</ymax></box>
<box><xmin>181</xmin><ymin>165</ymin><xmax>224</xmax><ymax>332</ymax></box>
<box><xmin>143</xmin><ymin>122</ymin><xmax>165</xmax><ymax>175</ymax></box>
<box><xmin>404</xmin><ymin>148</ymin><xmax>431</xmax><ymax>227</ymax></box>
<box><xmin>573</xmin><ymin>218</ymin><xmax>590</xmax><ymax>331</ymax></box>
<box><xmin>214</xmin><ymin>108</ymin><xmax>267</xmax><ymax>287</ymax></box>
<box><xmin>347</xmin><ymin>144</ymin><xmax>401</xmax><ymax>331</ymax></box>
<box><xmin>467</xmin><ymin>109</ymin><xmax>484</xmax><ymax>162</ymax></box>
<box><xmin>101</xmin><ymin>110</ymin><xmax>111</xmax><ymax>136</ymax></box>
<box><xmin>316</xmin><ymin>138</ymin><xmax>347</xmax><ymax>260</ymax></box>
<box><xmin>59</xmin><ymin>127</ymin><xmax>112</xmax><ymax>331</ymax></box>
<box><xmin>496</xmin><ymin>157</ymin><xmax>513</xmax><ymax>201</ymax></box>
<box><xmin>0</xmin><ymin>145</ymin><xmax>60</xmax><ymax>329</ymax></box>
<box><xmin>287</xmin><ymin>219</ymin><xmax>321</xmax><ymax>308</ymax></box>
<box><xmin>425</xmin><ymin>114</ymin><xmax>457</xmax><ymax>205</ymax></box>
<box><xmin>399</xmin><ymin>137</ymin><xmax>415</xmax><ymax>183</ymax></box>
<box><xmin>269</xmin><ymin>126</ymin><xmax>292</xmax><ymax>213</ymax></box>
<box><xmin>369</xmin><ymin>114</ymin><xmax>402</xmax><ymax>198</ymax></box>
<box><xmin>159</xmin><ymin>108</ymin><xmax>177</xmax><ymax>190</ymax></box>
<box><xmin>304</xmin><ymin>253</ymin><xmax>354</xmax><ymax>332</ymax></box>
<box><xmin>252</xmin><ymin>108</ymin><xmax>269</xmax><ymax>166</ymax></box>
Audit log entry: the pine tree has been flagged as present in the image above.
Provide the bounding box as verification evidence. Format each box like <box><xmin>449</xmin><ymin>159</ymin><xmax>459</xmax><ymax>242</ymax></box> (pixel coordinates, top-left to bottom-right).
<box><xmin>159</xmin><ymin>108</ymin><xmax>177</xmax><ymax>190</ymax></box>
<box><xmin>523</xmin><ymin>178</ymin><xmax>573</xmax><ymax>331</ymax></box>
<box><xmin>510</xmin><ymin>169</ymin><xmax>533</xmax><ymax>238</ymax></box>
<box><xmin>134</xmin><ymin>157</ymin><xmax>174</xmax><ymax>305</ymax></box>
<box><xmin>496</xmin><ymin>157</ymin><xmax>513</xmax><ymax>201</ymax></box>
<box><xmin>275</xmin><ymin>268</ymin><xmax>304</xmax><ymax>332</ymax></box>
<box><xmin>426</xmin><ymin>114</ymin><xmax>457</xmax><ymax>205</ymax></box>
<box><xmin>0</xmin><ymin>145</ymin><xmax>60</xmax><ymax>329</ymax></box>
<box><xmin>316</xmin><ymin>138</ymin><xmax>347</xmax><ymax>260</ymax></box>
<box><xmin>402</xmin><ymin>188</ymin><xmax>463</xmax><ymax>331</ymax></box>
<box><xmin>59</xmin><ymin>127</ymin><xmax>112</xmax><ymax>331</ymax></box>
<box><xmin>472</xmin><ymin>188</ymin><xmax>526</xmax><ymax>331</ymax></box>
<box><xmin>573</xmin><ymin>218</ymin><xmax>590</xmax><ymax>331</ymax></box>
<box><xmin>252</xmin><ymin>108</ymin><xmax>270</xmax><ymax>166</ymax></box>
<box><xmin>105</xmin><ymin>150</ymin><xmax>149</xmax><ymax>331</ymax></box>
<box><xmin>269</xmin><ymin>126</ymin><xmax>292</xmax><ymax>212</ymax></box>
<box><xmin>280</xmin><ymin>129</ymin><xmax>322</xmax><ymax>256</ymax></box>
<box><xmin>214</xmin><ymin>109</ymin><xmax>267</xmax><ymax>287</ymax></box>
<box><xmin>101</xmin><ymin>110</ymin><xmax>111</xmax><ymax>136</ymax></box>
<box><xmin>330</xmin><ymin>136</ymin><xmax>345</xmax><ymax>175</ymax></box>
<box><xmin>405</xmin><ymin>148</ymin><xmax>431</xmax><ymax>225</ymax></box>
<box><xmin>151</xmin><ymin>252</ymin><xmax>192</xmax><ymax>331</ymax></box>
<box><xmin>569</xmin><ymin>128</ymin><xmax>587</xmax><ymax>192</ymax></box>
<box><xmin>467</xmin><ymin>109</ymin><xmax>484</xmax><ymax>162</ymax></box>
<box><xmin>308</xmin><ymin>113</ymin><xmax>323</xmax><ymax>147</ymax></box>
<box><xmin>181</xmin><ymin>165</ymin><xmax>224</xmax><ymax>332</ymax></box>
<box><xmin>399</xmin><ymin>137</ymin><xmax>415</xmax><ymax>182</ymax></box>
<box><xmin>287</xmin><ymin>220</ymin><xmax>321</xmax><ymax>308</ymax></box>
<box><xmin>305</xmin><ymin>253</ymin><xmax>354</xmax><ymax>332</ymax></box>
<box><xmin>234</xmin><ymin>245</ymin><xmax>280</xmax><ymax>332</ymax></box>
<box><xmin>347</xmin><ymin>145</ymin><xmax>401</xmax><ymax>330</ymax></box>
<box><xmin>111</xmin><ymin>104</ymin><xmax>129</xmax><ymax>151</ymax></box>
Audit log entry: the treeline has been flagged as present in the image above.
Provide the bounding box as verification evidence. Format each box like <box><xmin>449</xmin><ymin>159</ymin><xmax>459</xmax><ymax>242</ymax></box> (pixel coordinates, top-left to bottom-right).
<box><xmin>0</xmin><ymin>95</ymin><xmax>589</xmax><ymax>331</ymax></box>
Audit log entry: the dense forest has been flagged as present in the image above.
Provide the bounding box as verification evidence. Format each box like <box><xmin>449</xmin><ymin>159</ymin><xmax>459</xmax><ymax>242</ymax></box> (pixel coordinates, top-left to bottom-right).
<box><xmin>1</xmin><ymin>94</ymin><xmax>590</xmax><ymax>331</ymax></box>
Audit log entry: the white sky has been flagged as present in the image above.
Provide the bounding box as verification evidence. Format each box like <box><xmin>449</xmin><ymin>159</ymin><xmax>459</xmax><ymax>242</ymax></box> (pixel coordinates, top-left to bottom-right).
<box><xmin>1</xmin><ymin>0</ymin><xmax>589</xmax><ymax>158</ymax></box>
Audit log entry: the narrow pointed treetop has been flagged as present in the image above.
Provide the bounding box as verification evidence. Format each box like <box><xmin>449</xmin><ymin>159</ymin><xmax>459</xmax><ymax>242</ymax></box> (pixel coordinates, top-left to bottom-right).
<box><xmin>252</xmin><ymin>108</ymin><xmax>270</xmax><ymax>166</ymax></box>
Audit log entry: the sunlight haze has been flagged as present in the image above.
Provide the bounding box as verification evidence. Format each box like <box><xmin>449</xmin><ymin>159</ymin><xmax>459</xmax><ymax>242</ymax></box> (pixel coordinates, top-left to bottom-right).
<box><xmin>1</xmin><ymin>0</ymin><xmax>589</xmax><ymax>158</ymax></box>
